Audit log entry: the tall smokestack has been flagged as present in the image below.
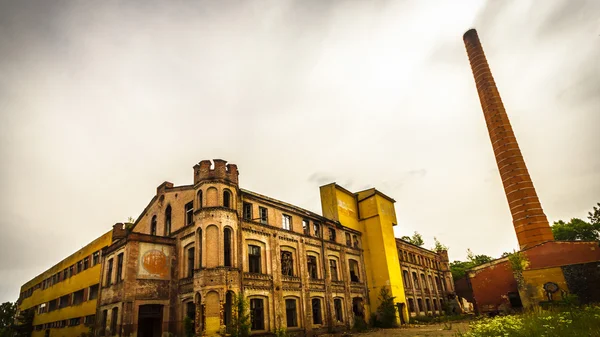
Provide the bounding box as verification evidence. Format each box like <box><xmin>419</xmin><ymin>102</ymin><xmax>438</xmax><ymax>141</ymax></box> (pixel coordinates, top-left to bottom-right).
<box><xmin>463</xmin><ymin>29</ymin><xmax>554</xmax><ymax>249</ymax></box>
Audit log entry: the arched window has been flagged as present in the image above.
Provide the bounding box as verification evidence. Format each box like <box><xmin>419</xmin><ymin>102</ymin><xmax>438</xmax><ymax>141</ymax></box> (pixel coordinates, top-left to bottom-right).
<box><xmin>150</xmin><ymin>216</ymin><xmax>157</xmax><ymax>236</ymax></box>
<box><xmin>281</xmin><ymin>251</ymin><xmax>294</xmax><ymax>277</ymax></box>
<box><xmin>197</xmin><ymin>229</ymin><xmax>203</xmax><ymax>270</ymax></box>
<box><xmin>223</xmin><ymin>190</ymin><xmax>231</xmax><ymax>208</ymax></box>
<box><xmin>403</xmin><ymin>270</ymin><xmax>411</xmax><ymax>288</ymax></box>
<box><xmin>164</xmin><ymin>206</ymin><xmax>171</xmax><ymax>236</ymax></box>
<box><xmin>224</xmin><ymin>228</ymin><xmax>232</xmax><ymax>267</ymax></box>
<box><xmin>224</xmin><ymin>291</ymin><xmax>234</xmax><ymax>329</ymax></box>
<box><xmin>197</xmin><ymin>190</ymin><xmax>203</xmax><ymax>209</ymax></box>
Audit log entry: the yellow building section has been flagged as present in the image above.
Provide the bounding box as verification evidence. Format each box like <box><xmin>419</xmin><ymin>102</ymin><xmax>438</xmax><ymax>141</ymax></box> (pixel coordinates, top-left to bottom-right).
<box><xmin>18</xmin><ymin>231</ymin><xmax>112</xmax><ymax>337</ymax></box>
<box><xmin>320</xmin><ymin>184</ymin><xmax>409</xmax><ymax>323</ymax></box>
<box><xmin>521</xmin><ymin>267</ymin><xmax>568</xmax><ymax>309</ymax></box>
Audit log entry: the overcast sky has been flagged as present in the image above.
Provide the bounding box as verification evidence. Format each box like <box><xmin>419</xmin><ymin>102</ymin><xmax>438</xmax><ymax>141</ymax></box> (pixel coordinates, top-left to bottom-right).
<box><xmin>1</xmin><ymin>0</ymin><xmax>599</xmax><ymax>303</ymax></box>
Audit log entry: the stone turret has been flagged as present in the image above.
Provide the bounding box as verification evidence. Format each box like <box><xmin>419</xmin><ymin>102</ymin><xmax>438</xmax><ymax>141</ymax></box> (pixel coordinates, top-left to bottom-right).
<box><xmin>193</xmin><ymin>159</ymin><xmax>239</xmax><ymax>185</ymax></box>
<box><xmin>463</xmin><ymin>29</ymin><xmax>554</xmax><ymax>249</ymax></box>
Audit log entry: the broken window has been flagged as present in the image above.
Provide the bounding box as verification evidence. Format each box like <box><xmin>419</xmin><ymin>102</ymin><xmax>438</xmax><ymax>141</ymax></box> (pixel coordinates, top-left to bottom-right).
<box><xmin>259</xmin><ymin>207</ymin><xmax>268</xmax><ymax>224</ymax></box>
<box><xmin>59</xmin><ymin>295</ymin><xmax>70</xmax><ymax>308</ymax></box>
<box><xmin>89</xmin><ymin>284</ymin><xmax>99</xmax><ymax>300</ymax></box>
<box><xmin>349</xmin><ymin>259</ymin><xmax>360</xmax><ymax>282</ymax></box>
<box><xmin>412</xmin><ymin>272</ymin><xmax>419</xmax><ymax>289</ymax></box>
<box><xmin>165</xmin><ymin>205</ymin><xmax>172</xmax><ymax>236</ymax></box>
<box><xmin>116</xmin><ymin>253</ymin><xmax>123</xmax><ymax>282</ymax></box>
<box><xmin>185</xmin><ymin>201</ymin><xmax>194</xmax><ymax>226</ymax></box>
<box><xmin>352</xmin><ymin>235</ymin><xmax>359</xmax><ymax>248</ymax></box>
<box><xmin>77</xmin><ymin>261</ymin><xmax>83</xmax><ymax>273</ymax></box>
<box><xmin>250</xmin><ymin>299</ymin><xmax>264</xmax><ymax>331</ymax></box>
<box><xmin>110</xmin><ymin>307</ymin><xmax>118</xmax><ymax>335</ymax></box>
<box><xmin>311</xmin><ymin>298</ymin><xmax>322</xmax><ymax>325</ymax></box>
<box><xmin>84</xmin><ymin>315</ymin><xmax>95</xmax><ymax>326</ymax></box>
<box><xmin>281</xmin><ymin>251</ymin><xmax>293</xmax><ymax>277</ymax></box>
<box><xmin>307</xmin><ymin>256</ymin><xmax>318</xmax><ymax>280</ymax></box>
<box><xmin>420</xmin><ymin>274</ymin><xmax>427</xmax><ymax>289</ymax></box>
<box><xmin>329</xmin><ymin>259</ymin><xmax>338</xmax><ymax>281</ymax></box>
<box><xmin>83</xmin><ymin>257</ymin><xmax>89</xmax><ymax>270</ymax></box>
<box><xmin>417</xmin><ymin>298</ymin><xmax>423</xmax><ymax>313</ymax></box>
<box><xmin>285</xmin><ymin>299</ymin><xmax>297</xmax><ymax>327</ymax></box>
<box><xmin>69</xmin><ymin>265</ymin><xmax>74</xmax><ymax>277</ymax></box>
<box><xmin>69</xmin><ymin>318</ymin><xmax>80</xmax><ymax>326</ymax></box>
<box><xmin>248</xmin><ymin>245</ymin><xmax>261</xmax><ymax>274</ymax></box>
<box><xmin>328</xmin><ymin>227</ymin><xmax>336</xmax><ymax>242</ymax></box>
<box><xmin>73</xmin><ymin>289</ymin><xmax>84</xmax><ymax>305</ymax></box>
<box><xmin>63</xmin><ymin>268</ymin><xmax>68</xmax><ymax>280</ymax></box>
<box><xmin>302</xmin><ymin>219</ymin><xmax>310</xmax><ymax>235</ymax></box>
<box><xmin>408</xmin><ymin>298</ymin><xmax>415</xmax><ymax>313</ymax></box>
<box><xmin>106</xmin><ymin>259</ymin><xmax>113</xmax><ymax>286</ymax></box>
<box><xmin>403</xmin><ymin>270</ymin><xmax>411</xmax><ymax>288</ymax></box>
<box><xmin>187</xmin><ymin>247</ymin><xmax>195</xmax><ymax>277</ymax></box>
<box><xmin>313</xmin><ymin>223</ymin><xmax>321</xmax><ymax>238</ymax></box>
<box><xmin>282</xmin><ymin>214</ymin><xmax>292</xmax><ymax>230</ymax></box>
<box><xmin>243</xmin><ymin>202</ymin><xmax>252</xmax><ymax>221</ymax></box>
<box><xmin>224</xmin><ymin>228</ymin><xmax>232</xmax><ymax>267</ymax></box>
<box><xmin>345</xmin><ymin>233</ymin><xmax>351</xmax><ymax>246</ymax></box>
<box><xmin>334</xmin><ymin>298</ymin><xmax>343</xmax><ymax>322</ymax></box>
<box><xmin>223</xmin><ymin>190</ymin><xmax>231</xmax><ymax>208</ymax></box>
<box><xmin>150</xmin><ymin>215</ymin><xmax>157</xmax><ymax>236</ymax></box>
<box><xmin>48</xmin><ymin>299</ymin><xmax>57</xmax><ymax>312</ymax></box>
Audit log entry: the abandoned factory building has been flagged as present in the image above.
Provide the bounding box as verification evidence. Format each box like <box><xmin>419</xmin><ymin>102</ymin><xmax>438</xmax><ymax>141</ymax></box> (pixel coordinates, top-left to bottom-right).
<box><xmin>18</xmin><ymin>159</ymin><xmax>455</xmax><ymax>337</ymax></box>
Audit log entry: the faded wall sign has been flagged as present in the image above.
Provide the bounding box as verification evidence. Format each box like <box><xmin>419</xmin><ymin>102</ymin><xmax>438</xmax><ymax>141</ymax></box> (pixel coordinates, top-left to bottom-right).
<box><xmin>138</xmin><ymin>243</ymin><xmax>171</xmax><ymax>279</ymax></box>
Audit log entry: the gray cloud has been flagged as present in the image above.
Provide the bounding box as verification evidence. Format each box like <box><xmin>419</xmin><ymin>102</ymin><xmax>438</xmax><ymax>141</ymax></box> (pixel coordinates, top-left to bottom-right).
<box><xmin>1</xmin><ymin>0</ymin><xmax>599</xmax><ymax>302</ymax></box>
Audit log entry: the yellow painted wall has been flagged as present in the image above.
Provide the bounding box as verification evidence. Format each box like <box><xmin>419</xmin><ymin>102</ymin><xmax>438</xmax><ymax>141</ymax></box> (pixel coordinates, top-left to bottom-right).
<box><xmin>320</xmin><ymin>185</ymin><xmax>409</xmax><ymax>323</ymax></box>
<box><xmin>521</xmin><ymin>267</ymin><xmax>568</xmax><ymax>308</ymax></box>
<box><xmin>19</xmin><ymin>231</ymin><xmax>112</xmax><ymax>337</ymax></box>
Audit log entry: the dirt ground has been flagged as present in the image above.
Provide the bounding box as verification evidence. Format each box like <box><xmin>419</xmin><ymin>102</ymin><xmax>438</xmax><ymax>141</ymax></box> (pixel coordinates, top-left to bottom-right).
<box><xmin>356</xmin><ymin>322</ymin><xmax>470</xmax><ymax>336</ymax></box>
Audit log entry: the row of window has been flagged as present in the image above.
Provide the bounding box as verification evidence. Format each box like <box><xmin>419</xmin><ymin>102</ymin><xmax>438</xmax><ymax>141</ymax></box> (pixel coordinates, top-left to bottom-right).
<box><xmin>104</xmin><ymin>253</ymin><xmax>124</xmax><ymax>286</ymax></box>
<box><xmin>21</xmin><ymin>251</ymin><xmax>101</xmax><ymax>299</ymax></box>
<box><xmin>34</xmin><ymin>315</ymin><xmax>95</xmax><ymax>331</ymax></box>
<box><xmin>36</xmin><ymin>285</ymin><xmax>99</xmax><ymax>315</ymax></box>
<box><xmin>399</xmin><ymin>249</ymin><xmax>440</xmax><ymax>269</ymax></box>
<box><xmin>407</xmin><ymin>297</ymin><xmax>444</xmax><ymax>313</ymax></box>
<box><xmin>402</xmin><ymin>270</ymin><xmax>444</xmax><ymax>292</ymax></box>
<box><xmin>248</xmin><ymin>245</ymin><xmax>362</xmax><ymax>282</ymax></box>
<box><xmin>242</xmin><ymin>202</ymin><xmax>360</xmax><ymax>248</ymax></box>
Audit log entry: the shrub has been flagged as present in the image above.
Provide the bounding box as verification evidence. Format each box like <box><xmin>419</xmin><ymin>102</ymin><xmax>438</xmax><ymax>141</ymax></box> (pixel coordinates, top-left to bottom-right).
<box><xmin>230</xmin><ymin>293</ymin><xmax>251</xmax><ymax>337</ymax></box>
<box><xmin>183</xmin><ymin>316</ymin><xmax>194</xmax><ymax>337</ymax></box>
<box><xmin>352</xmin><ymin>316</ymin><xmax>368</xmax><ymax>332</ymax></box>
<box><xmin>375</xmin><ymin>287</ymin><xmax>398</xmax><ymax>328</ymax></box>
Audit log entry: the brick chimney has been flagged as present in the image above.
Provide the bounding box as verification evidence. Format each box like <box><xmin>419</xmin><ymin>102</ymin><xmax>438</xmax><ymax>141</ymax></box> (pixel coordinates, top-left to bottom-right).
<box><xmin>463</xmin><ymin>29</ymin><xmax>554</xmax><ymax>249</ymax></box>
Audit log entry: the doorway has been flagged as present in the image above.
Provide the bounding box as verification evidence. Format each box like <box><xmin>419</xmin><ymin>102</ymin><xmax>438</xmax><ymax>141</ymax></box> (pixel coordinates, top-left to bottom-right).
<box><xmin>137</xmin><ymin>305</ymin><xmax>163</xmax><ymax>337</ymax></box>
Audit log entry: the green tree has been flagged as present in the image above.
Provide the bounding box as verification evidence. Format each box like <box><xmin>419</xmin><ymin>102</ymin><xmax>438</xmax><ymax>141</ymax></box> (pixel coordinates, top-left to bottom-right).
<box><xmin>401</xmin><ymin>232</ymin><xmax>424</xmax><ymax>246</ymax></box>
<box><xmin>449</xmin><ymin>249</ymin><xmax>493</xmax><ymax>280</ymax></box>
<box><xmin>13</xmin><ymin>308</ymin><xmax>33</xmax><ymax>337</ymax></box>
<box><xmin>0</xmin><ymin>302</ymin><xmax>16</xmax><ymax>337</ymax></box>
<box><xmin>433</xmin><ymin>237</ymin><xmax>448</xmax><ymax>252</ymax></box>
<box><xmin>183</xmin><ymin>316</ymin><xmax>194</xmax><ymax>337</ymax></box>
<box><xmin>551</xmin><ymin>218</ymin><xmax>600</xmax><ymax>241</ymax></box>
<box><xmin>230</xmin><ymin>293</ymin><xmax>250</xmax><ymax>337</ymax></box>
<box><xmin>588</xmin><ymin>202</ymin><xmax>600</xmax><ymax>225</ymax></box>
<box><xmin>375</xmin><ymin>287</ymin><xmax>397</xmax><ymax>328</ymax></box>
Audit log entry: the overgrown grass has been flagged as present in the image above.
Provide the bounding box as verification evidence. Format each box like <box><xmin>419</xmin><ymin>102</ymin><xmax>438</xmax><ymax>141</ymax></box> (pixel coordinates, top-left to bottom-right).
<box><xmin>409</xmin><ymin>314</ymin><xmax>471</xmax><ymax>325</ymax></box>
<box><xmin>456</xmin><ymin>304</ymin><xmax>600</xmax><ymax>337</ymax></box>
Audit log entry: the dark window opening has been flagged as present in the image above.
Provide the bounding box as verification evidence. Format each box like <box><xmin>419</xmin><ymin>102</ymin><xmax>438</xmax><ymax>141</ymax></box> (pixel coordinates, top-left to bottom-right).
<box><xmin>426</xmin><ymin>299</ymin><xmax>431</xmax><ymax>311</ymax></box>
<box><xmin>281</xmin><ymin>251</ymin><xmax>293</xmax><ymax>277</ymax></box>
<box><xmin>259</xmin><ymin>207</ymin><xmax>268</xmax><ymax>224</ymax></box>
<box><xmin>110</xmin><ymin>307</ymin><xmax>118</xmax><ymax>335</ymax></box>
<box><xmin>89</xmin><ymin>284</ymin><xmax>99</xmax><ymax>300</ymax></box>
<box><xmin>197</xmin><ymin>190</ymin><xmax>203</xmax><ymax>209</ymax></box>
<box><xmin>311</xmin><ymin>298</ymin><xmax>322</xmax><ymax>325</ymax></box>
<box><xmin>334</xmin><ymin>298</ymin><xmax>343</xmax><ymax>322</ymax></box>
<box><xmin>329</xmin><ymin>259</ymin><xmax>338</xmax><ymax>281</ymax></box>
<box><xmin>186</xmin><ymin>302</ymin><xmax>195</xmax><ymax>320</ymax></box>
<box><xmin>224</xmin><ymin>228</ymin><xmax>232</xmax><ymax>267</ymax></box>
<box><xmin>352</xmin><ymin>235</ymin><xmax>359</xmax><ymax>248</ymax></box>
<box><xmin>106</xmin><ymin>259</ymin><xmax>113</xmax><ymax>286</ymax></box>
<box><xmin>417</xmin><ymin>298</ymin><xmax>423</xmax><ymax>312</ymax></box>
<box><xmin>345</xmin><ymin>233</ymin><xmax>351</xmax><ymax>246</ymax></box>
<box><xmin>69</xmin><ymin>318</ymin><xmax>80</xmax><ymax>326</ymax></box>
<box><xmin>187</xmin><ymin>247</ymin><xmax>195</xmax><ymax>277</ymax></box>
<box><xmin>403</xmin><ymin>271</ymin><xmax>411</xmax><ymax>288</ymax></box>
<box><xmin>185</xmin><ymin>202</ymin><xmax>194</xmax><ymax>226</ymax></box>
<box><xmin>248</xmin><ymin>245</ymin><xmax>261</xmax><ymax>274</ymax></box>
<box><xmin>165</xmin><ymin>205</ymin><xmax>172</xmax><ymax>236</ymax></box>
<box><xmin>302</xmin><ymin>219</ymin><xmax>310</xmax><ymax>235</ymax></box>
<box><xmin>83</xmin><ymin>257</ymin><xmax>89</xmax><ymax>270</ymax></box>
<box><xmin>285</xmin><ymin>299</ymin><xmax>297</xmax><ymax>328</ymax></box>
<box><xmin>116</xmin><ymin>253</ymin><xmax>123</xmax><ymax>282</ymax></box>
<box><xmin>223</xmin><ymin>190</ymin><xmax>231</xmax><ymax>208</ymax></box>
<box><xmin>250</xmin><ymin>299</ymin><xmax>264</xmax><ymax>331</ymax></box>
<box><xmin>243</xmin><ymin>203</ymin><xmax>252</xmax><ymax>221</ymax></box>
<box><xmin>408</xmin><ymin>299</ymin><xmax>415</xmax><ymax>313</ymax></box>
<box><xmin>349</xmin><ymin>259</ymin><xmax>360</xmax><ymax>282</ymax></box>
<box><xmin>84</xmin><ymin>315</ymin><xmax>95</xmax><ymax>326</ymax></box>
<box><xmin>313</xmin><ymin>223</ymin><xmax>321</xmax><ymax>238</ymax></box>
<box><xmin>150</xmin><ymin>216</ymin><xmax>157</xmax><ymax>236</ymax></box>
<box><xmin>412</xmin><ymin>272</ymin><xmax>420</xmax><ymax>289</ymax></box>
<box><xmin>73</xmin><ymin>289</ymin><xmax>84</xmax><ymax>305</ymax></box>
<box><xmin>328</xmin><ymin>228</ymin><xmax>336</xmax><ymax>242</ymax></box>
<box><xmin>92</xmin><ymin>251</ymin><xmax>100</xmax><ymax>266</ymax></box>
<box><xmin>59</xmin><ymin>295</ymin><xmax>70</xmax><ymax>308</ymax></box>
<box><xmin>307</xmin><ymin>256</ymin><xmax>318</xmax><ymax>280</ymax></box>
